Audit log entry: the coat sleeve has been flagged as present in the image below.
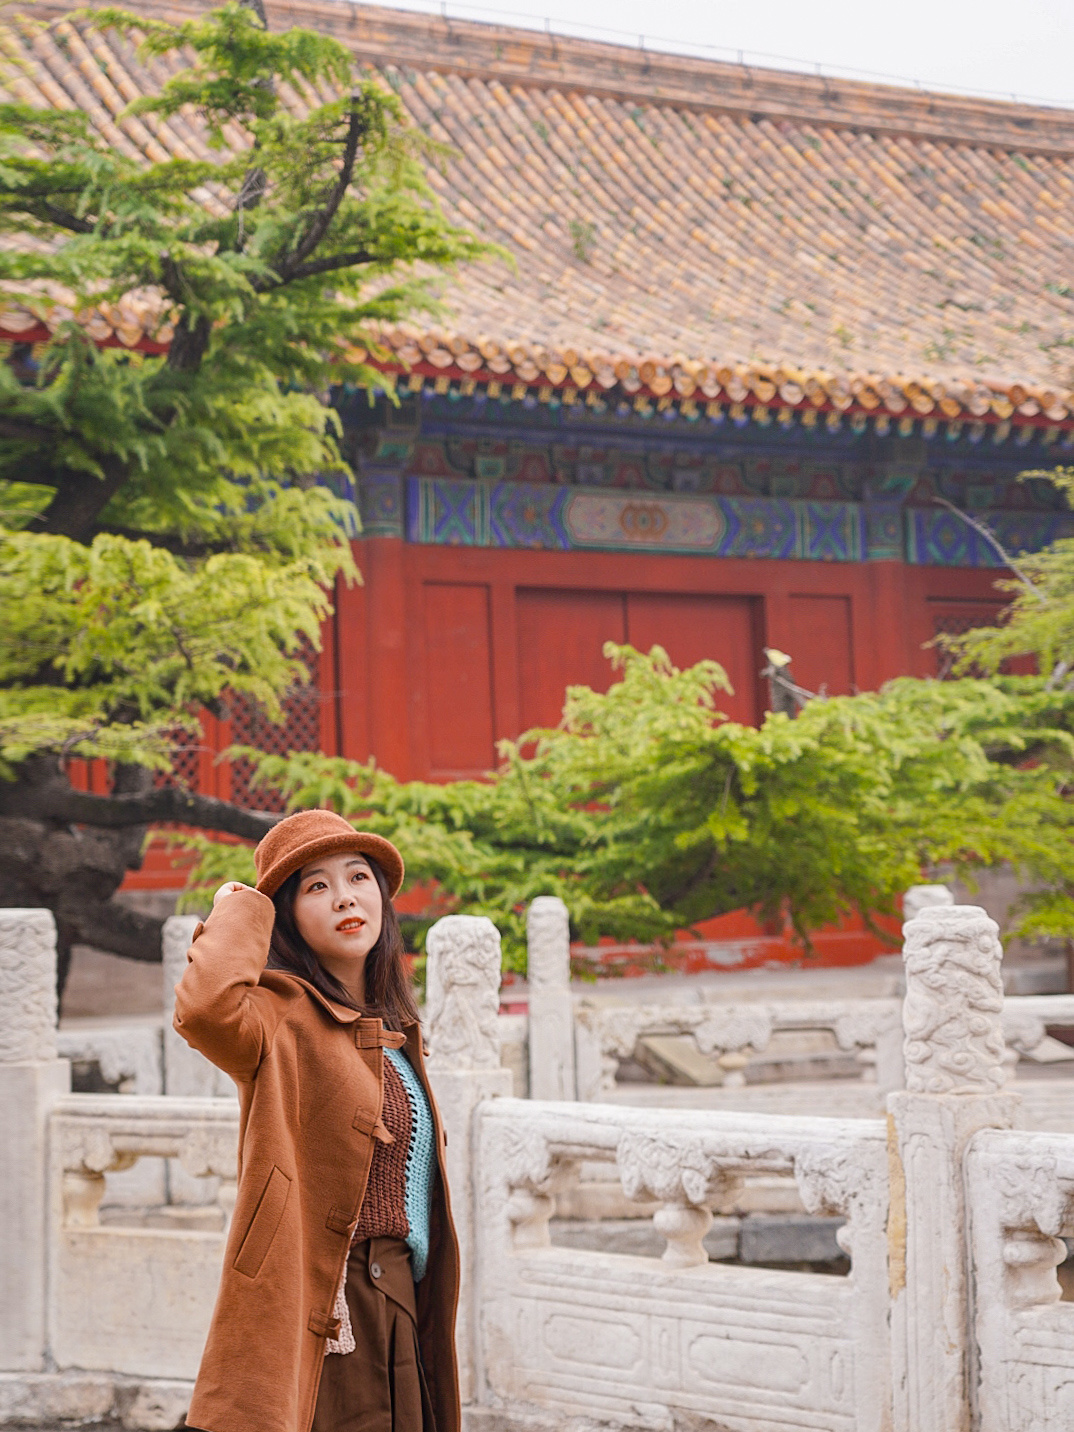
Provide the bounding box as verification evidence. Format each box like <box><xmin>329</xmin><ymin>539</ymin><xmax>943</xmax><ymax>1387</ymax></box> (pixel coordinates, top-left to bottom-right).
<box><xmin>173</xmin><ymin>888</ymin><xmax>280</xmax><ymax>1081</ymax></box>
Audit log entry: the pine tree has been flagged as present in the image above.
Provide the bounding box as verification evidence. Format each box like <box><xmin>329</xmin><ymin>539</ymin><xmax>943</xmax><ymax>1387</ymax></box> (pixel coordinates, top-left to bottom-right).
<box><xmin>182</xmin><ymin>644</ymin><xmax>1074</xmax><ymax>972</ymax></box>
<box><xmin>0</xmin><ymin>0</ymin><xmax>487</xmax><ymax>980</ymax></box>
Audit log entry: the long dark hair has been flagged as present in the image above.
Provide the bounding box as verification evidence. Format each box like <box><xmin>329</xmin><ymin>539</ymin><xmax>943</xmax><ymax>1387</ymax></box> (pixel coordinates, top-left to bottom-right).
<box><xmin>266</xmin><ymin>855</ymin><xmax>419</xmax><ymax>1032</ymax></box>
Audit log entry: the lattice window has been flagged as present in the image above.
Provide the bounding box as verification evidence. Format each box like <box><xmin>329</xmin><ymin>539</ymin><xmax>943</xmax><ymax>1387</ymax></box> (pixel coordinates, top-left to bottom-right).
<box><xmin>154</xmin><ymin>724</ymin><xmax>202</xmax><ymax>790</ymax></box>
<box><xmin>228</xmin><ymin>643</ymin><xmax>323</xmax><ymax>811</ymax></box>
<box><xmin>929</xmin><ymin>602</ymin><xmax>1031</xmax><ymax>679</ymax></box>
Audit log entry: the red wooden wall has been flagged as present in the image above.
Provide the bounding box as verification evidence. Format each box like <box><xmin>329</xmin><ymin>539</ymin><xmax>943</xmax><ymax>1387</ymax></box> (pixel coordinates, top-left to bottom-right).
<box><xmin>332</xmin><ymin>538</ymin><xmax>1011</xmax><ymax>782</ymax></box>
<box><xmin>120</xmin><ymin>539</ymin><xmax>1011</xmax><ymax>899</ymax></box>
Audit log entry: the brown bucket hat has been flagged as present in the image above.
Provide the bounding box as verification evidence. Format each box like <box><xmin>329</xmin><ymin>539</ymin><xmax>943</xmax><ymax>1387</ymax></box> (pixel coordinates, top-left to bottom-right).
<box><xmin>254</xmin><ymin>810</ymin><xmax>404</xmax><ymax>899</ymax></box>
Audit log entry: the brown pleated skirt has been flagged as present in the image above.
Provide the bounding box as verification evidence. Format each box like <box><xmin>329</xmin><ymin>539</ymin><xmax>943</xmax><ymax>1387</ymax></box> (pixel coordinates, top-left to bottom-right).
<box><xmin>312</xmin><ymin>1237</ymin><xmax>436</xmax><ymax>1432</ymax></box>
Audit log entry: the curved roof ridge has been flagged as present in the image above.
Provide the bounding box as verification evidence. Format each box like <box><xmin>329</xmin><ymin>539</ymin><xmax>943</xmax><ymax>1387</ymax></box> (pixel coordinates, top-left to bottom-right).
<box><xmin>45</xmin><ymin>0</ymin><xmax>1074</xmax><ymax>158</ymax></box>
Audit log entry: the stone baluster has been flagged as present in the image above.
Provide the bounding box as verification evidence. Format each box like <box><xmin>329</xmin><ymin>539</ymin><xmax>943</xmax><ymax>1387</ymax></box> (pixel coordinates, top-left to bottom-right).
<box><xmin>0</xmin><ymin>910</ymin><xmax>70</xmax><ymax>1371</ymax></box>
<box><xmin>526</xmin><ymin>896</ymin><xmax>577</xmax><ymax>1101</ymax></box>
<box><xmin>505</xmin><ymin>1188</ymin><xmax>556</xmax><ymax>1249</ymax></box>
<box><xmin>888</xmin><ymin>904</ymin><xmax>1018</xmax><ymax>1432</ymax></box>
<box><xmin>653</xmin><ymin>1203</ymin><xmax>714</xmax><ymax>1269</ymax></box>
<box><xmin>425</xmin><ymin>915</ymin><xmax>511</xmax><ymax>1406</ymax></box>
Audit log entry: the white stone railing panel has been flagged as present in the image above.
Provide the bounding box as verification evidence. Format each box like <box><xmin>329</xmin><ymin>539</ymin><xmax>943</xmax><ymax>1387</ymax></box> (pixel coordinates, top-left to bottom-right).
<box><xmin>0</xmin><ymin>909</ymin><xmax>68</xmax><ymax>1374</ymax></box>
<box><xmin>574</xmin><ymin>993</ymin><xmax>1074</xmax><ymax>1102</ymax></box>
<box><xmin>55</xmin><ymin>1024</ymin><xmax>166</xmax><ymax>1207</ymax></box>
<box><xmin>473</xmin><ymin>1098</ymin><xmax>890</xmax><ymax>1432</ymax></box>
<box><xmin>574</xmin><ymin>997</ymin><xmax>904</xmax><ymax>1099</ymax></box>
<box><xmin>967</xmin><ymin>1128</ymin><xmax>1074</xmax><ymax>1432</ymax></box>
<box><xmin>55</xmin><ymin>1025</ymin><xmax>163</xmax><ymax>1097</ymax></box>
<box><xmin>48</xmin><ymin>1096</ymin><xmax>237</xmax><ymax>1381</ymax></box>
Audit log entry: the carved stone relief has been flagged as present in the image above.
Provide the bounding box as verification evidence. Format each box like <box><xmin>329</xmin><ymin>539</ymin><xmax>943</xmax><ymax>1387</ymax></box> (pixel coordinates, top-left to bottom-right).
<box><xmin>902</xmin><ymin>905</ymin><xmax>1006</xmax><ymax>1094</ymax></box>
<box><xmin>0</xmin><ymin>909</ymin><xmax>57</xmax><ymax>1064</ymax></box>
<box><xmin>425</xmin><ymin>915</ymin><xmax>502</xmax><ymax>1070</ymax></box>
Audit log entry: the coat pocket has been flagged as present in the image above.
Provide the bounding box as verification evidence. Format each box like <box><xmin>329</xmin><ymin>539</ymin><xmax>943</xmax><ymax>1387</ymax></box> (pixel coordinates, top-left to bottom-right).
<box><xmin>233</xmin><ymin>1165</ymin><xmax>291</xmax><ymax>1279</ymax></box>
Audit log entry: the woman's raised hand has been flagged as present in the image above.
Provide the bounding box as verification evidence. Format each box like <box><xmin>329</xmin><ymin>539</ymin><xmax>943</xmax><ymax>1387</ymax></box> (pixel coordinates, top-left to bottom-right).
<box><xmin>213</xmin><ymin>880</ymin><xmax>257</xmax><ymax>907</ymax></box>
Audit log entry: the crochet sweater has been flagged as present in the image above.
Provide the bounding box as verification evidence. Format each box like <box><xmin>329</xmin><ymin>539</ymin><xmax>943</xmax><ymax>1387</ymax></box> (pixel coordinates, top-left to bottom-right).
<box><xmin>326</xmin><ymin>1048</ymin><xmax>435</xmax><ymax>1357</ymax></box>
<box><xmin>353</xmin><ymin>1047</ymin><xmax>434</xmax><ymax>1280</ymax></box>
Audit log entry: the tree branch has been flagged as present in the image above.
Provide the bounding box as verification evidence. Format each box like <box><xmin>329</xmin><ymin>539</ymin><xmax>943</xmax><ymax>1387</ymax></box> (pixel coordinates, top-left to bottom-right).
<box><xmin>33</xmin><ymin>458</ymin><xmax>130</xmax><ymax>541</ymax></box>
<box><xmin>0</xmin><ymin>778</ymin><xmax>280</xmax><ymax>841</ymax></box>
<box><xmin>934</xmin><ymin>497</ymin><xmax>1045</xmax><ymax>602</ymax></box>
<box><xmin>0</xmin><ymin>415</ymin><xmax>53</xmax><ymax>447</ymax></box>
<box><xmin>38</xmin><ymin>202</ymin><xmax>95</xmax><ymax>235</ymax></box>
<box><xmin>273</xmin><ymin>100</ymin><xmax>367</xmax><ymax>283</ymax></box>
<box><xmin>63</xmin><ymin>899</ymin><xmax>165</xmax><ymax>963</ymax></box>
<box><xmin>260</xmin><ymin>248</ymin><xmax>375</xmax><ymax>289</ymax></box>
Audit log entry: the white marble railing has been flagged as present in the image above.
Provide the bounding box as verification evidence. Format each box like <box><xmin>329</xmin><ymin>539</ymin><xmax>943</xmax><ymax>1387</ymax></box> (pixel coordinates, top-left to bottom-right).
<box><xmin>573</xmin><ymin>996</ymin><xmax>904</xmax><ymax>1097</ymax></box>
<box><xmin>4</xmin><ymin>899</ymin><xmax>1074</xmax><ymax>1431</ymax></box>
<box><xmin>50</xmin><ymin>1096</ymin><xmax>238</xmax><ymax>1381</ymax></box>
<box><xmin>966</xmin><ymin>1128</ymin><xmax>1074</xmax><ymax>1432</ymax></box>
<box><xmin>572</xmin><ymin>993</ymin><xmax>1074</xmax><ymax>1100</ymax></box>
<box><xmin>474</xmin><ymin>1098</ymin><xmax>891</xmax><ymax>1432</ymax></box>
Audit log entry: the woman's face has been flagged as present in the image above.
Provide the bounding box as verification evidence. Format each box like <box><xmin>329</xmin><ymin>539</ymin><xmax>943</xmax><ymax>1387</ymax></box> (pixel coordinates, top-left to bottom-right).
<box><xmin>293</xmin><ymin>852</ymin><xmax>383</xmax><ymax>968</ymax></box>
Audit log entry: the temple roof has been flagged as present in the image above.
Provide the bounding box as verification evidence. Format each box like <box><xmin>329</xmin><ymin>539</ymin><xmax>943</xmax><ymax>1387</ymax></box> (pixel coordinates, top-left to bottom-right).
<box><xmin>6</xmin><ymin>0</ymin><xmax>1074</xmax><ymax>427</ymax></box>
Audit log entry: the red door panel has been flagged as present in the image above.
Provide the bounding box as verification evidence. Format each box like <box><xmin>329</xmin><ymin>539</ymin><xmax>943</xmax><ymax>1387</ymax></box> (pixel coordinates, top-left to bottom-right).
<box><xmin>423</xmin><ymin>582</ymin><xmax>495</xmax><ymax>774</ymax></box>
<box><xmin>787</xmin><ymin>594</ymin><xmax>854</xmax><ymax>696</ymax></box>
<box><xmin>516</xmin><ymin>588</ymin><xmax>627</xmax><ymax>731</ymax></box>
<box><xmin>626</xmin><ymin>593</ymin><xmax>762</xmax><ymax>725</ymax></box>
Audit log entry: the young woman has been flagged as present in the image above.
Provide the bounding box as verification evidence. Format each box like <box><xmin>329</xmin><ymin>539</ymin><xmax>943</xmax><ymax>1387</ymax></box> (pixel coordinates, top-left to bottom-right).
<box><xmin>174</xmin><ymin>808</ymin><xmax>460</xmax><ymax>1432</ymax></box>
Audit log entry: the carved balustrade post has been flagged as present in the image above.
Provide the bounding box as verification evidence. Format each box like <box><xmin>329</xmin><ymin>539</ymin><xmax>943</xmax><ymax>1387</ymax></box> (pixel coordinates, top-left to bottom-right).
<box><xmin>888</xmin><ymin>905</ymin><xmax>1018</xmax><ymax>1432</ymax></box>
<box><xmin>902</xmin><ymin>882</ymin><xmax>954</xmax><ymax>924</ymax></box>
<box><xmin>425</xmin><ymin>915</ymin><xmax>512</xmax><ymax>1406</ymax></box>
<box><xmin>0</xmin><ymin>909</ymin><xmax>70</xmax><ymax>1370</ymax></box>
<box><xmin>526</xmin><ymin>896</ymin><xmax>576</xmax><ymax>1101</ymax></box>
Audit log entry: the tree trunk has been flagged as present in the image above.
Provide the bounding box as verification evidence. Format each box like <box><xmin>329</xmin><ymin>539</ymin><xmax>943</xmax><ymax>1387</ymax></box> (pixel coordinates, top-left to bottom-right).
<box><xmin>0</xmin><ymin>758</ymin><xmax>277</xmax><ymax>997</ymax></box>
<box><xmin>0</xmin><ymin>762</ymin><xmax>156</xmax><ymax>993</ymax></box>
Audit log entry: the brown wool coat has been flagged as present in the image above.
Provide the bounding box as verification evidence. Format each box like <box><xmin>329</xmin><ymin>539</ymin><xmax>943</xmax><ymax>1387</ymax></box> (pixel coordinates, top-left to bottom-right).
<box><xmin>173</xmin><ymin>889</ymin><xmax>461</xmax><ymax>1432</ymax></box>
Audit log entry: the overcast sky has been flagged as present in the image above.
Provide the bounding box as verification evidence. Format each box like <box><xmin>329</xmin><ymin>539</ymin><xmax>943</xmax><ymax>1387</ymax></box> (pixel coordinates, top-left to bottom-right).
<box><xmin>369</xmin><ymin>0</ymin><xmax>1074</xmax><ymax>109</ymax></box>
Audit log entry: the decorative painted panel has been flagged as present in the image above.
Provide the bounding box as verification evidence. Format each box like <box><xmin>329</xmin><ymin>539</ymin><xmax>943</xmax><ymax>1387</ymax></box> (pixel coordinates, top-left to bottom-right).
<box><xmin>564</xmin><ymin>491</ymin><xmax>726</xmax><ymax>552</ymax></box>
<box><xmin>405</xmin><ymin>476</ymin><xmax>1072</xmax><ymax>566</ymax></box>
<box><xmin>407</xmin><ymin>476</ymin><xmax>492</xmax><ymax>545</ymax></box>
<box><xmin>407</xmin><ymin>478</ymin><xmax>867</xmax><ymax>561</ymax></box>
<box><xmin>905</xmin><ymin>508</ymin><xmax>1074</xmax><ymax>567</ymax></box>
<box><xmin>491</xmin><ymin>484</ymin><xmax>570</xmax><ymax>549</ymax></box>
<box><xmin>357</xmin><ymin>471</ymin><xmax>404</xmax><ymax>537</ymax></box>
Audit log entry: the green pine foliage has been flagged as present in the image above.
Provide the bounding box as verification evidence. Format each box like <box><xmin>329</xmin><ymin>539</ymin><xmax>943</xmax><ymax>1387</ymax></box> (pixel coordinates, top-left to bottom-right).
<box><xmin>0</xmin><ymin>0</ymin><xmax>488</xmax><ymax>774</ymax></box>
<box><xmin>177</xmin><ymin>644</ymin><xmax>1074</xmax><ymax>970</ymax></box>
<box><xmin>0</xmin><ymin>2</ymin><xmax>493</xmax><ymax>968</ymax></box>
<box><xmin>946</xmin><ymin>468</ymin><xmax>1074</xmax><ymax>682</ymax></box>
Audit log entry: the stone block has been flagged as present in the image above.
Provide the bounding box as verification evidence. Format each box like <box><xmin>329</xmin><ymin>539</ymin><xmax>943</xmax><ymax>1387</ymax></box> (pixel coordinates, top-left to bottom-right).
<box><xmin>633</xmin><ymin>1034</ymin><xmax>722</xmax><ymax>1086</ymax></box>
<box><xmin>117</xmin><ymin>1379</ymin><xmax>193</xmax><ymax>1430</ymax></box>
<box><xmin>0</xmin><ymin>1371</ymin><xmax>114</xmax><ymax>1424</ymax></box>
